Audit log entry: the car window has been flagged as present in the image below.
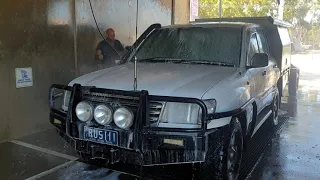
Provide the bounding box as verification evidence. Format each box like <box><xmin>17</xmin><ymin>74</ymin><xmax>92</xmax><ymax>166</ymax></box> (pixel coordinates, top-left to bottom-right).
<box><xmin>134</xmin><ymin>27</ymin><xmax>242</xmax><ymax>66</ymax></box>
<box><xmin>278</xmin><ymin>27</ymin><xmax>291</xmax><ymax>45</ymax></box>
<box><xmin>256</xmin><ymin>31</ymin><xmax>269</xmax><ymax>54</ymax></box>
<box><xmin>247</xmin><ymin>33</ymin><xmax>260</xmax><ymax>66</ymax></box>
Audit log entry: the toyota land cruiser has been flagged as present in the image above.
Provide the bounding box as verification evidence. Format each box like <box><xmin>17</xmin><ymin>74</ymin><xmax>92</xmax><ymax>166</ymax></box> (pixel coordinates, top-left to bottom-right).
<box><xmin>49</xmin><ymin>16</ymin><xmax>292</xmax><ymax>180</ymax></box>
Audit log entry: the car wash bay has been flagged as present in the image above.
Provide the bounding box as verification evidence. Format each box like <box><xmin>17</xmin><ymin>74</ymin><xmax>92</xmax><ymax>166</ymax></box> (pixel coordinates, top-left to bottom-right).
<box><xmin>1</xmin><ymin>0</ymin><xmax>320</xmax><ymax>180</ymax></box>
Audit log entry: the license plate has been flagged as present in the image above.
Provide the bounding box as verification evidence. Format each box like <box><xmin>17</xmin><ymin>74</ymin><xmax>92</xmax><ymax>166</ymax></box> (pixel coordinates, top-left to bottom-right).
<box><xmin>84</xmin><ymin>126</ymin><xmax>118</xmax><ymax>145</ymax></box>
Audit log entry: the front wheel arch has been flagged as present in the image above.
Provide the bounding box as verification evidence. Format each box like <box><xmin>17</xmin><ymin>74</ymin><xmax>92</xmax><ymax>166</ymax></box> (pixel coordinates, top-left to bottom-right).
<box><xmin>200</xmin><ymin>117</ymin><xmax>243</xmax><ymax>180</ymax></box>
<box><xmin>237</xmin><ymin>112</ymin><xmax>248</xmax><ymax>151</ymax></box>
<box><xmin>236</xmin><ymin>101</ymin><xmax>258</xmax><ymax>151</ymax></box>
<box><xmin>247</xmin><ymin>101</ymin><xmax>258</xmax><ymax>139</ymax></box>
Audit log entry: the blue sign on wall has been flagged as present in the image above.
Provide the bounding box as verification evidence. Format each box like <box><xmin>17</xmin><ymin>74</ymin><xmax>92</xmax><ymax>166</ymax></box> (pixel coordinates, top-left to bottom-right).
<box><xmin>15</xmin><ymin>67</ymin><xmax>33</xmax><ymax>88</ymax></box>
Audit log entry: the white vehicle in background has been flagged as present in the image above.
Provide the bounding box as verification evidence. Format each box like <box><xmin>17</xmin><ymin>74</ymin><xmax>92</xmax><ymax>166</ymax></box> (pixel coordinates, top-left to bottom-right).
<box><xmin>49</xmin><ymin>16</ymin><xmax>292</xmax><ymax>180</ymax></box>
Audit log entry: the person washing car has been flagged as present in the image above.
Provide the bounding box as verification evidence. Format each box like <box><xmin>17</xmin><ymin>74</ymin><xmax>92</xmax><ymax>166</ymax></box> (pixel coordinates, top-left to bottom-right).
<box><xmin>95</xmin><ymin>28</ymin><xmax>124</xmax><ymax>67</ymax></box>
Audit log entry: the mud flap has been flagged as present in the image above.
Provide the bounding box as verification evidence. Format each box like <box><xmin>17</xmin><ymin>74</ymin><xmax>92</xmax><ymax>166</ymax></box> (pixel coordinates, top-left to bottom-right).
<box><xmin>288</xmin><ymin>65</ymin><xmax>299</xmax><ymax>117</ymax></box>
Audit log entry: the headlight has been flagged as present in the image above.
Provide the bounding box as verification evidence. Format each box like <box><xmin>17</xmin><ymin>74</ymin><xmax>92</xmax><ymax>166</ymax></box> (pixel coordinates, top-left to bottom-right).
<box><xmin>113</xmin><ymin>107</ymin><xmax>134</xmax><ymax>129</ymax></box>
<box><xmin>62</xmin><ymin>90</ymin><xmax>71</xmax><ymax>111</ymax></box>
<box><xmin>75</xmin><ymin>101</ymin><xmax>93</xmax><ymax>122</ymax></box>
<box><xmin>158</xmin><ymin>99</ymin><xmax>216</xmax><ymax>128</ymax></box>
<box><xmin>94</xmin><ymin>104</ymin><xmax>113</xmax><ymax>125</ymax></box>
<box><xmin>159</xmin><ymin>102</ymin><xmax>202</xmax><ymax>126</ymax></box>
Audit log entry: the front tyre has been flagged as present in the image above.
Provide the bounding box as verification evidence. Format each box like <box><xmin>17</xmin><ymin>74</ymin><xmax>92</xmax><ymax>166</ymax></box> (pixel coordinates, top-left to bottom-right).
<box><xmin>200</xmin><ymin>117</ymin><xmax>243</xmax><ymax>180</ymax></box>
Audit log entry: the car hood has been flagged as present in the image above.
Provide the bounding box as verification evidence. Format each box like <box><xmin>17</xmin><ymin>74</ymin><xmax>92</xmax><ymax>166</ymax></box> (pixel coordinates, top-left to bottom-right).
<box><xmin>69</xmin><ymin>62</ymin><xmax>237</xmax><ymax>99</ymax></box>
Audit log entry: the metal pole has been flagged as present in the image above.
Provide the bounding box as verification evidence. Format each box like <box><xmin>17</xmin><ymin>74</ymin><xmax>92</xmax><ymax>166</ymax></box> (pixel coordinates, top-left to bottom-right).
<box><xmin>171</xmin><ymin>0</ymin><xmax>175</xmax><ymax>25</ymax></box>
<box><xmin>218</xmin><ymin>0</ymin><xmax>222</xmax><ymax>18</ymax></box>
<box><xmin>72</xmin><ymin>0</ymin><xmax>78</xmax><ymax>76</ymax></box>
<box><xmin>136</xmin><ymin>0</ymin><xmax>139</xmax><ymax>40</ymax></box>
<box><xmin>134</xmin><ymin>56</ymin><xmax>138</xmax><ymax>91</ymax></box>
<box><xmin>133</xmin><ymin>0</ymin><xmax>138</xmax><ymax>91</ymax></box>
<box><xmin>278</xmin><ymin>0</ymin><xmax>284</xmax><ymax>20</ymax></box>
<box><xmin>312</xmin><ymin>26</ymin><xmax>314</xmax><ymax>61</ymax></box>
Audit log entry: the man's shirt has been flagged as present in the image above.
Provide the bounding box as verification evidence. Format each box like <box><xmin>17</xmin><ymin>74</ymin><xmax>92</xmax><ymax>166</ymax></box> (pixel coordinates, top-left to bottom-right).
<box><xmin>96</xmin><ymin>39</ymin><xmax>124</xmax><ymax>66</ymax></box>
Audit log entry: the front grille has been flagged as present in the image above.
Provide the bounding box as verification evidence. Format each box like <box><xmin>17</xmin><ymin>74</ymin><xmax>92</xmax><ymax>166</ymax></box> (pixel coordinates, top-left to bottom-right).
<box><xmin>82</xmin><ymin>91</ymin><xmax>164</xmax><ymax>124</ymax></box>
<box><xmin>82</xmin><ymin>92</ymin><xmax>140</xmax><ymax>114</ymax></box>
<box><xmin>149</xmin><ymin>101</ymin><xmax>164</xmax><ymax>123</ymax></box>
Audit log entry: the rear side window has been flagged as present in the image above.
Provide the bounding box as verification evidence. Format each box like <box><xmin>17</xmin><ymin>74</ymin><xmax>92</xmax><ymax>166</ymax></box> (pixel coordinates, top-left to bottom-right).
<box><xmin>247</xmin><ymin>33</ymin><xmax>259</xmax><ymax>66</ymax></box>
<box><xmin>278</xmin><ymin>27</ymin><xmax>291</xmax><ymax>45</ymax></box>
<box><xmin>256</xmin><ymin>31</ymin><xmax>269</xmax><ymax>54</ymax></box>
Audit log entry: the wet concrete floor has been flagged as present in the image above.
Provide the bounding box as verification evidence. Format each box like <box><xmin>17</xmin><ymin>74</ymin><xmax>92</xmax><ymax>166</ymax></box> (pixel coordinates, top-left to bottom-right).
<box><xmin>1</xmin><ymin>52</ymin><xmax>319</xmax><ymax>180</ymax></box>
<box><xmin>247</xmin><ymin>52</ymin><xmax>320</xmax><ymax>180</ymax></box>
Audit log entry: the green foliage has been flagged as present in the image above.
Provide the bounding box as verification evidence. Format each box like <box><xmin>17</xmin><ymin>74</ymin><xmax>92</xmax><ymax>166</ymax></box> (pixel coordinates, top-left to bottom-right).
<box><xmin>199</xmin><ymin>0</ymin><xmax>278</xmax><ymax>18</ymax></box>
<box><xmin>199</xmin><ymin>0</ymin><xmax>320</xmax><ymax>44</ymax></box>
<box><xmin>305</xmin><ymin>22</ymin><xmax>320</xmax><ymax>44</ymax></box>
<box><xmin>199</xmin><ymin>0</ymin><xmax>320</xmax><ymax>23</ymax></box>
<box><xmin>283</xmin><ymin>0</ymin><xmax>316</xmax><ymax>22</ymax></box>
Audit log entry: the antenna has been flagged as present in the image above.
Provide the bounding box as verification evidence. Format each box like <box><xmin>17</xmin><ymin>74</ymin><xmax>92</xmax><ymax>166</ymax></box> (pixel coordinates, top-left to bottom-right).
<box><xmin>133</xmin><ymin>56</ymin><xmax>138</xmax><ymax>91</ymax></box>
<box><xmin>133</xmin><ymin>0</ymin><xmax>139</xmax><ymax>91</ymax></box>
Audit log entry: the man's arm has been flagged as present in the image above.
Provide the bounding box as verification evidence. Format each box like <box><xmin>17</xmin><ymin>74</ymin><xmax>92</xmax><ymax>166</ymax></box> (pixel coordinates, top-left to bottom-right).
<box><xmin>95</xmin><ymin>42</ymin><xmax>104</xmax><ymax>60</ymax></box>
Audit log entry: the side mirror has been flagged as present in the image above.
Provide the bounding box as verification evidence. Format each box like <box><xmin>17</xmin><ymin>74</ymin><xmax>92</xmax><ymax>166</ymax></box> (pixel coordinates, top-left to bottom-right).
<box><xmin>250</xmin><ymin>53</ymin><xmax>269</xmax><ymax>68</ymax></box>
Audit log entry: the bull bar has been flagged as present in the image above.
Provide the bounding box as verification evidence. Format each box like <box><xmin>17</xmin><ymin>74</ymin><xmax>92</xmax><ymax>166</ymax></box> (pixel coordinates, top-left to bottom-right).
<box><xmin>49</xmin><ymin>83</ymin><xmax>250</xmax><ymax>165</ymax></box>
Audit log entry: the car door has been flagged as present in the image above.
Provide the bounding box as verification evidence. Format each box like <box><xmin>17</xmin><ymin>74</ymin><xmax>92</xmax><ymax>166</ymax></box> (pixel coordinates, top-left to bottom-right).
<box><xmin>246</xmin><ymin>32</ymin><xmax>267</xmax><ymax>114</ymax></box>
<box><xmin>256</xmin><ymin>30</ymin><xmax>277</xmax><ymax>108</ymax></box>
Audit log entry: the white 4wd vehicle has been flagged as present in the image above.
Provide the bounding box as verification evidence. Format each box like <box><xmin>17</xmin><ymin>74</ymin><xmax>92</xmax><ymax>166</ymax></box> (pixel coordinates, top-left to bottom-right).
<box><xmin>49</xmin><ymin>17</ymin><xmax>292</xmax><ymax>180</ymax></box>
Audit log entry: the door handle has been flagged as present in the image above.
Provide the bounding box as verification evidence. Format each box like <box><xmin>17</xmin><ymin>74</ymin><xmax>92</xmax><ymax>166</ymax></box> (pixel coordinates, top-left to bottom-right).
<box><xmin>262</xmin><ymin>71</ymin><xmax>267</xmax><ymax>76</ymax></box>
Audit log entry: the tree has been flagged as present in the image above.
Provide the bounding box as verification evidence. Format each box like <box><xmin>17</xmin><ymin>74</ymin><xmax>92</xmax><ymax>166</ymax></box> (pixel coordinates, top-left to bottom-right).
<box><xmin>284</xmin><ymin>0</ymin><xmax>320</xmax><ymax>46</ymax></box>
<box><xmin>199</xmin><ymin>0</ymin><xmax>320</xmax><ymax>22</ymax></box>
<box><xmin>199</xmin><ymin>0</ymin><xmax>279</xmax><ymax>18</ymax></box>
<box><xmin>199</xmin><ymin>0</ymin><xmax>320</xmax><ymax>46</ymax></box>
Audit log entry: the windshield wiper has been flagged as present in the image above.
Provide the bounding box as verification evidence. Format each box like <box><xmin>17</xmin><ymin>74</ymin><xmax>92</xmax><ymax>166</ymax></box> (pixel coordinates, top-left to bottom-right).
<box><xmin>138</xmin><ymin>57</ymin><xmax>183</xmax><ymax>63</ymax></box>
<box><xmin>138</xmin><ymin>58</ymin><xmax>235</xmax><ymax>67</ymax></box>
<box><xmin>179</xmin><ymin>60</ymin><xmax>236</xmax><ymax>67</ymax></box>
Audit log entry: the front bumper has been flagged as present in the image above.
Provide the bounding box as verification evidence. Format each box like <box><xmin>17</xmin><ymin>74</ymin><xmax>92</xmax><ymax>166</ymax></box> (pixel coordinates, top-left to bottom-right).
<box><xmin>53</xmin><ymin>124</ymin><xmax>222</xmax><ymax>165</ymax></box>
<box><xmin>51</xmin><ymin>109</ymin><xmax>223</xmax><ymax>165</ymax></box>
<box><xmin>49</xmin><ymin>84</ymin><xmax>242</xmax><ymax>166</ymax></box>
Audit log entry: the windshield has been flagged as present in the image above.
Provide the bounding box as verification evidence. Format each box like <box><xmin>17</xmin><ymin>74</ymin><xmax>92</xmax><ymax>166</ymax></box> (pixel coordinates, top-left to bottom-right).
<box><xmin>134</xmin><ymin>27</ymin><xmax>242</xmax><ymax>66</ymax></box>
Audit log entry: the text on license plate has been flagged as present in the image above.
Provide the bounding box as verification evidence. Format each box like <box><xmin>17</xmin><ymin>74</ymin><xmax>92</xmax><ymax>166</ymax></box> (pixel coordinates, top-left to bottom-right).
<box><xmin>84</xmin><ymin>126</ymin><xmax>118</xmax><ymax>145</ymax></box>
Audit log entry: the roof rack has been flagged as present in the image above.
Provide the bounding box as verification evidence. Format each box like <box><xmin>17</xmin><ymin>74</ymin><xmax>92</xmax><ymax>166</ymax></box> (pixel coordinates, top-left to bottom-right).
<box><xmin>194</xmin><ymin>16</ymin><xmax>292</xmax><ymax>28</ymax></box>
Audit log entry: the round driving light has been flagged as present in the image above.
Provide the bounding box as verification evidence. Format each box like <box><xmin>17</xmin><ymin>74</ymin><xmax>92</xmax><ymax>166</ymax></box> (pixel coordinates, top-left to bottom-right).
<box><xmin>94</xmin><ymin>105</ymin><xmax>113</xmax><ymax>125</ymax></box>
<box><xmin>113</xmin><ymin>107</ymin><xmax>134</xmax><ymax>129</ymax></box>
<box><xmin>75</xmin><ymin>101</ymin><xmax>93</xmax><ymax>122</ymax></box>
